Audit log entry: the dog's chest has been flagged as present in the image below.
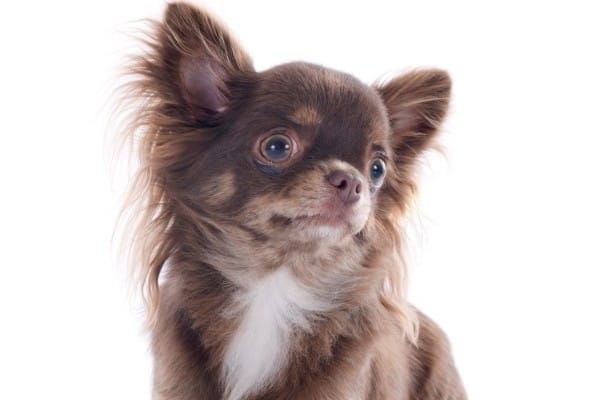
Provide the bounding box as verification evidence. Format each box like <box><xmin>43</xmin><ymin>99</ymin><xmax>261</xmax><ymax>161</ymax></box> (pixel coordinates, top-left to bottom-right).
<box><xmin>222</xmin><ymin>267</ymin><xmax>328</xmax><ymax>400</ymax></box>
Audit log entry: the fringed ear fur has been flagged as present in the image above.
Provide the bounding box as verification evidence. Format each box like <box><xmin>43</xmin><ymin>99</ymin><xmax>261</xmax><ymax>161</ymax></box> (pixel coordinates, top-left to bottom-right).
<box><xmin>371</xmin><ymin>71</ymin><xmax>451</xmax><ymax>342</ymax></box>
<box><xmin>374</xmin><ymin>70</ymin><xmax>451</xmax><ymax>215</ymax></box>
<box><xmin>377</xmin><ymin>69</ymin><xmax>451</xmax><ymax>158</ymax></box>
<box><xmin>121</xmin><ymin>2</ymin><xmax>254</xmax><ymax>327</ymax></box>
<box><xmin>155</xmin><ymin>2</ymin><xmax>254</xmax><ymax>121</ymax></box>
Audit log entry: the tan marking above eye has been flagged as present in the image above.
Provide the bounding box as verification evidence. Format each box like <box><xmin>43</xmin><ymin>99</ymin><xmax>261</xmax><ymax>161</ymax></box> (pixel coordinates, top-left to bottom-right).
<box><xmin>289</xmin><ymin>106</ymin><xmax>322</xmax><ymax>126</ymax></box>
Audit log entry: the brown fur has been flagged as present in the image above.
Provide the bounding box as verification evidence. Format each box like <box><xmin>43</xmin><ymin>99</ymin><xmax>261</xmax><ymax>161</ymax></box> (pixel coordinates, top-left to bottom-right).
<box><xmin>116</xmin><ymin>2</ymin><xmax>466</xmax><ymax>399</ymax></box>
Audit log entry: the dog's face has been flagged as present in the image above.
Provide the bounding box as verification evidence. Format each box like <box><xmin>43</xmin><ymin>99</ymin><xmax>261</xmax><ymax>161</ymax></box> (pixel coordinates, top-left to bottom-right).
<box><xmin>190</xmin><ymin>63</ymin><xmax>392</xmax><ymax>244</ymax></box>
<box><xmin>130</xmin><ymin>3</ymin><xmax>451</xmax><ymax>286</ymax></box>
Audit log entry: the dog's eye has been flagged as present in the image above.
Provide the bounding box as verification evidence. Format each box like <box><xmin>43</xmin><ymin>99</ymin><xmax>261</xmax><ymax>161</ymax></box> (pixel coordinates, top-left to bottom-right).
<box><xmin>370</xmin><ymin>159</ymin><xmax>386</xmax><ymax>185</ymax></box>
<box><xmin>260</xmin><ymin>134</ymin><xmax>294</xmax><ymax>163</ymax></box>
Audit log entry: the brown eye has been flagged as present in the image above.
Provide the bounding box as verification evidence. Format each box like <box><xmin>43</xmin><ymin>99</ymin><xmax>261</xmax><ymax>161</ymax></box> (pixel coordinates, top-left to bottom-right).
<box><xmin>260</xmin><ymin>134</ymin><xmax>294</xmax><ymax>163</ymax></box>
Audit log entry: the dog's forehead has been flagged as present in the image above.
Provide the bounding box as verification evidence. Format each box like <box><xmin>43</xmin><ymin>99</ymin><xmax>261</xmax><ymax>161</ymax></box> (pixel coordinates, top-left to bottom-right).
<box><xmin>255</xmin><ymin>62</ymin><xmax>390</xmax><ymax>153</ymax></box>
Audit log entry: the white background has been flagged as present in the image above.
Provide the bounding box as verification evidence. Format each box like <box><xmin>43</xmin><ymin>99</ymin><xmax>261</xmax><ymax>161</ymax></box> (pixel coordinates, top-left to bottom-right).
<box><xmin>1</xmin><ymin>1</ymin><xmax>598</xmax><ymax>399</ymax></box>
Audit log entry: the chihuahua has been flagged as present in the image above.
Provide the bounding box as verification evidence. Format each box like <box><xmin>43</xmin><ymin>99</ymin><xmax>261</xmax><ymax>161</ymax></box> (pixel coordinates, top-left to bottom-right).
<box><xmin>118</xmin><ymin>2</ymin><xmax>466</xmax><ymax>399</ymax></box>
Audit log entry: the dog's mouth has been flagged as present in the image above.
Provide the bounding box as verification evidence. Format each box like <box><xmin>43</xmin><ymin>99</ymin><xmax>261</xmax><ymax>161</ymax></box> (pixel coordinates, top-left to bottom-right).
<box><xmin>269</xmin><ymin>202</ymin><xmax>368</xmax><ymax>233</ymax></box>
<box><xmin>245</xmin><ymin>174</ymin><xmax>373</xmax><ymax>242</ymax></box>
<box><xmin>296</xmin><ymin>210</ymin><xmax>352</xmax><ymax>226</ymax></box>
<box><xmin>269</xmin><ymin>213</ymin><xmax>344</xmax><ymax>228</ymax></box>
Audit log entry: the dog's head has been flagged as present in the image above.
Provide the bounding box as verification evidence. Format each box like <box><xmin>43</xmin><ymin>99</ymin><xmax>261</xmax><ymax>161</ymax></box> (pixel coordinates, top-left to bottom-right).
<box><xmin>121</xmin><ymin>2</ymin><xmax>450</xmax><ymax>325</ymax></box>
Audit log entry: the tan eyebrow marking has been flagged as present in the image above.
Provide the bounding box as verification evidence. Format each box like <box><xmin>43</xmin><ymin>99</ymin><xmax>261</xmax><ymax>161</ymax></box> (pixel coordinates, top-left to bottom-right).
<box><xmin>372</xmin><ymin>144</ymin><xmax>385</xmax><ymax>153</ymax></box>
<box><xmin>289</xmin><ymin>106</ymin><xmax>322</xmax><ymax>126</ymax></box>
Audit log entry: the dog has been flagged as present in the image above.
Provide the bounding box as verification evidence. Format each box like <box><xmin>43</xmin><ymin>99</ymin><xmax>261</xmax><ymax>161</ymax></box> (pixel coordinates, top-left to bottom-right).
<box><xmin>117</xmin><ymin>2</ymin><xmax>466</xmax><ymax>399</ymax></box>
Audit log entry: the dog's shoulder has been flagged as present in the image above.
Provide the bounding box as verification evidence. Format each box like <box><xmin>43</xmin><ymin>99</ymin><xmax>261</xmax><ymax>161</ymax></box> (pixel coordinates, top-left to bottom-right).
<box><xmin>406</xmin><ymin>309</ymin><xmax>467</xmax><ymax>400</ymax></box>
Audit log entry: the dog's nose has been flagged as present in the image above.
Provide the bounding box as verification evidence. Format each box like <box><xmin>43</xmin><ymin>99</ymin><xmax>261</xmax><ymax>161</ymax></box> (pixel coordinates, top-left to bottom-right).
<box><xmin>327</xmin><ymin>170</ymin><xmax>362</xmax><ymax>204</ymax></box>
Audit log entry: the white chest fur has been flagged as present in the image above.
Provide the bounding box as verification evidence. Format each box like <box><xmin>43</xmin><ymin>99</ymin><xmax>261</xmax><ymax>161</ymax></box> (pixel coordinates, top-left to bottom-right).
<box><xmin>222</xmin><ymin>267</ymin><xmax>329</xmax><ymax>400</ymax></box>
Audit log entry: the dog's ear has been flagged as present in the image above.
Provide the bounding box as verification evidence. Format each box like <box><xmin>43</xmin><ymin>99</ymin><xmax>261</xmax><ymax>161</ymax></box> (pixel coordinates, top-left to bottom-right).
<box><xmin>119</xmin><ymin>4</ymin><xmax>254</xmax><ymax>326</ymax></box>
<box><xmin>376</xmin><ymin>69</ymin><xmax>451</xmax><ymax>160</ymax></box>
<box><xmin>157</xmin><ymin>2</ymin><xmax>254</xmax><ymax>120</ymax></box>
<box><xmin>375</xmin><ymin>70</ymin><xmax>451</xmax><ymax>211</ymax></box>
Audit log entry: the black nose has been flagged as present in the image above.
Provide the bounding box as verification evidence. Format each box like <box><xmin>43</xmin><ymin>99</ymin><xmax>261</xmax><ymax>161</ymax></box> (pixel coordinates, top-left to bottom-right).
<box><xmin>327</xmin><ymin>170</ymin><xmax>362</xmax><ymax>204</ymax></box>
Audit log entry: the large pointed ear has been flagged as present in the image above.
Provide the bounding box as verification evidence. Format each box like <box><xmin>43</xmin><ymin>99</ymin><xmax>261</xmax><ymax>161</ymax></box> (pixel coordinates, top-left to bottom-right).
<box><xmin>376</xmin><ymin>69</ymin><xmax>451</xmax><ymax>159</ymax></box>
<box><xmin>148</xmin><ymin>2</ymin><xmax>254</xmax><ymax>122</ymax></box>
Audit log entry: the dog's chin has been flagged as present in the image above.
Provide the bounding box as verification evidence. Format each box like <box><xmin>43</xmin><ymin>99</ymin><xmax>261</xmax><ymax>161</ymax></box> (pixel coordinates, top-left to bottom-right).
<box><xmin>269</xmin><ymin>206</ymin><xmax>371</xmax><ymax>245</ymax></box>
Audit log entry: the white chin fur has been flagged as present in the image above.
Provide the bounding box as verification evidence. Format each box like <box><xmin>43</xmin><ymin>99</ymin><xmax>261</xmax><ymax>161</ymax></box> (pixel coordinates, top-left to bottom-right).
<box><xmin>294</xmin><ymin>200</ymin><xmax>372</xmax><ymax>243</ymax></box>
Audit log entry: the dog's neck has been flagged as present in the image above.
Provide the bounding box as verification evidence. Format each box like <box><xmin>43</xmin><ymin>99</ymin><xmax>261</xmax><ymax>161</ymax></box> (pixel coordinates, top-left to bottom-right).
<box><xmin>167</xmin><ymin>220</ymin><xmax>387</xmax><ymax>400</ymax></box>
<box><xmin>222</xmin><ymin>265</ymin><xmax>331</xmax><ymax>400</ymax></box>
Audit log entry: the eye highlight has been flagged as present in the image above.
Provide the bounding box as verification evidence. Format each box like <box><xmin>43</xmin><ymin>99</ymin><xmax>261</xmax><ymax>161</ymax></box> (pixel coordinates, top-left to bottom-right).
<box><xmin>370</xmin><ymin>158</ymin><xmax>386</xmax><ymax>186</ymax></box>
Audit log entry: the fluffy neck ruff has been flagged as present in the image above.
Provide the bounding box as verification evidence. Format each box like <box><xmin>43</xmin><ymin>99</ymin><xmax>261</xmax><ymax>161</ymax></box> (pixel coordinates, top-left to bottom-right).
<box><xmin>222</xmin><ymin>266</ymin><xmax>332</xmax><ymax>400</ymax></box>
<box><xmin>161</xmin><ymin>218</ymin><xmax>396</xmax><ymax>400</ymax></box>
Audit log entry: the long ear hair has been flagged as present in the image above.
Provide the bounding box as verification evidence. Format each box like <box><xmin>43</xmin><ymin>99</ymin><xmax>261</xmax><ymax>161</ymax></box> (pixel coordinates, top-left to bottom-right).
<box><xmin>114</xmin><ymin>3</ymin><xmax>253</xmax><ymax>327</ymax></box>
<box><xmin>374</xmin><ymin>69</ymin><xmax>452</xmax><ymax>342</ymax></box>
